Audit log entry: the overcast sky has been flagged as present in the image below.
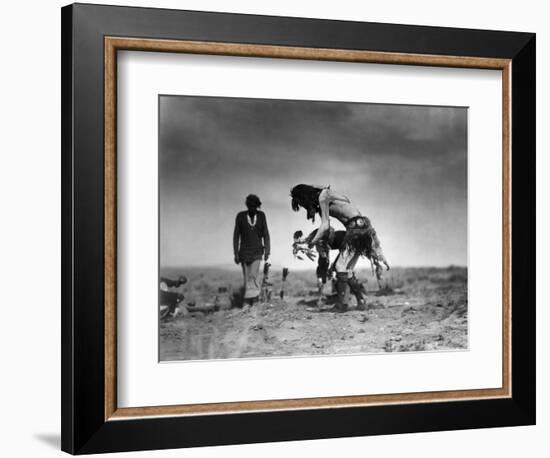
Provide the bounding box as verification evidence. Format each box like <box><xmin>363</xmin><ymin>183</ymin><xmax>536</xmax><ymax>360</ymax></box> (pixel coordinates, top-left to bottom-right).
<box><xmin>159</xmin><ymin>95</ymin><xmax>467</xmax><ymax>270</ymax></box>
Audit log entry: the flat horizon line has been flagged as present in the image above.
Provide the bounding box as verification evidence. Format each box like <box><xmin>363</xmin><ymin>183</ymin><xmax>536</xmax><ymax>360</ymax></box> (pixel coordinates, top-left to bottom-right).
<box><xmin>161</xmin><ymin>263</ymin><xmax>468</xmax><ymax>271</ymax></box>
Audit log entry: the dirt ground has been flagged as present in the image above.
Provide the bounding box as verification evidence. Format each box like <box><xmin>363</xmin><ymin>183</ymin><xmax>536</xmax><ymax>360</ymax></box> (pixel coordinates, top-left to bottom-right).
<box><xmin>159</xmin><ymin>266</ymin><xmax>468</xmax><ymax>361</ymax></box>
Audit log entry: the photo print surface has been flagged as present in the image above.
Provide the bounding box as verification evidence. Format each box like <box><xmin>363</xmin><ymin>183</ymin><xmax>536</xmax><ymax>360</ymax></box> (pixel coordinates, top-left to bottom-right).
<box><xmin>159</xmin><ymin>95</ymin><xmax>468</xmax><ymax>361</ymax></box>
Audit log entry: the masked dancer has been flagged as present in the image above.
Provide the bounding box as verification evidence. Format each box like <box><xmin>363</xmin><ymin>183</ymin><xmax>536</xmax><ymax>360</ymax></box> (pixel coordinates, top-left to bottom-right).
<box><xmin>291</xmin><ymin>184</ymin><xmax>389</xmax><ymax>312</ymax></box>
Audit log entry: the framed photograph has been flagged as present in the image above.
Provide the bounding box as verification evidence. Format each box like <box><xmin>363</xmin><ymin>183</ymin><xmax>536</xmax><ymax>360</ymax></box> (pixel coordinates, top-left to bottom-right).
<box><xmin>61</xmin><ymin>3</ymin><xmax>535</xmax><ymax>454</ymax></box>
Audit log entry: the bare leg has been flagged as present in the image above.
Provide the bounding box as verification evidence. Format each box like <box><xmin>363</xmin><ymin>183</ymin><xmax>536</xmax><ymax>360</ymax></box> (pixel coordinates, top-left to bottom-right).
<box><xmin>348</xmin><ymin>274</ymin><xmax>367</xmax><ymax>310</ymax></box>
<box><xmin>332</xmin><ymin>248</ymin><xmax>359</xmax><ymax>312</ymax></box>
<box><xmin>345</xmin><ymin>251</ymin><xmax>361</xmax><ymax>273</ymax></box>
<box><xmin>315</xmin><ymin>255</ymin><xmax>330</xmax><ymax>306</ymax></box>
<box><xmin>316</xmin><ymin>277</ymin><xmax>324</xmax><ymax>306</ymax></box>
<box><xmin>341</xmin><ymin>251</ymin><xmax>367</xmax><ymax>309</ymax></box>
<box><xmin>335</xmin><ymin>248</ymin><xmax>356</xmax><ymax>273</ymax></box>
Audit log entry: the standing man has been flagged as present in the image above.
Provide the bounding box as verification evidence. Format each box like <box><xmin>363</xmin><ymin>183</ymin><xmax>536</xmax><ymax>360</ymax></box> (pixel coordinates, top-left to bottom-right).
<box><xmin>233</xmin><ymin>194</ymin><xmax>270</xmax><ymax>301</ymax></box>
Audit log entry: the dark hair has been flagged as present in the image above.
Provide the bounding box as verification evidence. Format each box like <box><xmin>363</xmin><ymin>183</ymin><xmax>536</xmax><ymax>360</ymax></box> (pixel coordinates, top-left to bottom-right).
<box><xmin>290</xmin><ymin>184</ymin><xmax>322</xmax><ymax>222</ymax></box>
<box><xmin>245</xmin><ymin>194</ymin><xmax>262</xmax><ymax>208</ymax></box>
<box><xmin>293</xmin><ymin>230</ymin><xmax>303</xmax><ymax>240</ymax></box>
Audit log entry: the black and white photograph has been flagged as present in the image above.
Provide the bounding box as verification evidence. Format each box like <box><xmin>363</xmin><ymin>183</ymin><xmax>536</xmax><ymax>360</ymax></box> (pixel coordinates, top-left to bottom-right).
<box><xmin>159</xmin><ymin>95</ymin><xmax>468</xmax><ymax>361</ymax></box>
<box><xmin>1</xmin><ymin>0</ymin><xmax>541</xmax><ymax>456</ymax></box>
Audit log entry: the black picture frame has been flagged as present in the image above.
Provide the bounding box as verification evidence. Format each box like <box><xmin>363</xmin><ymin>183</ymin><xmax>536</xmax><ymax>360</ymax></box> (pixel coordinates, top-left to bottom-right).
<box><xmin>61</xmin><ymin>3</ymin><xmax>535</xmax><ymax>454</ymax></box>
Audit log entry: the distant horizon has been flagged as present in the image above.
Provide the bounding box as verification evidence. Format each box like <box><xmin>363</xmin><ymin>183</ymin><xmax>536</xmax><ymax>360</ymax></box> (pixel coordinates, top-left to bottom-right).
<box><xmin>160</xmin><ymin>262</ymin><xmax>468</xmax><ymax>273</ymax></box>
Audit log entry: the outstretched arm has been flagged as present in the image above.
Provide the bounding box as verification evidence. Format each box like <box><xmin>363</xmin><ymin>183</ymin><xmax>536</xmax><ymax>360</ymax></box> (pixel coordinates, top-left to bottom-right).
<box><xmin>309</xmin><ymin>188</ymin><xmax>331</xmax><ymax>245</ymax></box>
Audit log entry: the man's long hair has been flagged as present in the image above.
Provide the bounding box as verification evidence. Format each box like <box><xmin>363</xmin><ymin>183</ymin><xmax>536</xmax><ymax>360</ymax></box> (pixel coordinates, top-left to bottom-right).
<box><xmin>290</xmin><ymin>184</ymin><xmax>322</xmax><ymax>222</ymax></box>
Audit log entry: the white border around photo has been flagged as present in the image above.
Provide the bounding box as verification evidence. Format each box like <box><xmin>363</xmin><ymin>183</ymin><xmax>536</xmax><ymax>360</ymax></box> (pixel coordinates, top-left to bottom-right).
<box><xmin>117</xmin><ymin>51</ymin><xmax>502</xmax><ymax>408</ymax></box>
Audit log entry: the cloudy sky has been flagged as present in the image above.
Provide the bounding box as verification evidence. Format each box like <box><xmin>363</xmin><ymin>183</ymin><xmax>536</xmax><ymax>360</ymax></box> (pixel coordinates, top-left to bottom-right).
<box><xmin>159</xmin><ymin>95</ymin><xmax>467</xmax><ymax>270</ymax></box>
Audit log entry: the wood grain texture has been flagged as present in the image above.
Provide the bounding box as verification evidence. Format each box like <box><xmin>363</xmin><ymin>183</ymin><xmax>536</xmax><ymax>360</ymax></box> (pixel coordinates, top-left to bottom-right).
<box><xmin>502</xmin><ymin>62</ymin><xmax>512</xmax><ymax>398</ymax></box>
<box><xmin>106</xmin><ymin>37</ymin><xmax>510</xmax><ymax>69</ymax></box>
<box><xmin>104</xmin><ymin>38</ymin><xmax>117</xmax><ymax>420</ymax></box>
<box><xmin>103</xmin><ymin>36</ymin><xmax>512</xmax><ymax>421</ymax></box>
<box><xmin>109</xmin><ymin>387</ymin><xmax>510</xmax><ymax>420</ymax></box>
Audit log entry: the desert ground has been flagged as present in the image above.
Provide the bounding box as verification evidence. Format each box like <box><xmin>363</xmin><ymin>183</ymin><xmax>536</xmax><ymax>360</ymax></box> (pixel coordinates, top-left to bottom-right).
<box><xmin>159</xmin><ymin>265</ymin><xmax>468</xmax><ymax>361</ymax></box>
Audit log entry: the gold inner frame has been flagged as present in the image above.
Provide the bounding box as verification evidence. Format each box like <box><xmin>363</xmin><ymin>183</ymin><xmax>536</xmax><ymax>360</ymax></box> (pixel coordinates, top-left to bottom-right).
<box><xmin>104</xmin><ymin>37</ymin><xmax>512</xmax><ymax>421</ymax></box>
